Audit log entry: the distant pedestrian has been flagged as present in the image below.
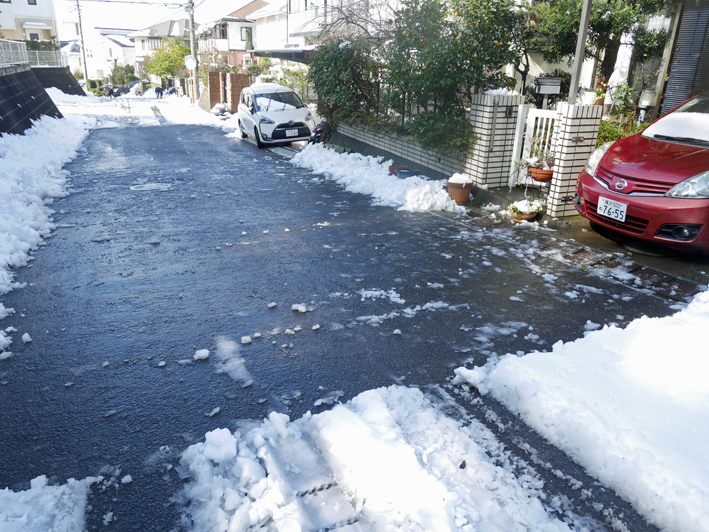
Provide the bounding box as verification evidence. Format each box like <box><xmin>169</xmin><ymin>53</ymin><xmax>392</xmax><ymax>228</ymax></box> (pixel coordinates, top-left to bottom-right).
<box><xmin>106</xmin><ymin>86</ymin><xmax>115</xmax><ymax>99</ymax></box>
<box><xmin>155</xmin><ymin>86</ymin><xmax>163</xmax><ymax>99</ymax></box>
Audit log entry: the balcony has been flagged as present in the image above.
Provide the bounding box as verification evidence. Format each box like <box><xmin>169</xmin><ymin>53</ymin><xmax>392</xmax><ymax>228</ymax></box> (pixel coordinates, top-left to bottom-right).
<box><xmin>0</xmin><ymin>40</ymin><xmax>68</xmax><ymax>68</ymax></box>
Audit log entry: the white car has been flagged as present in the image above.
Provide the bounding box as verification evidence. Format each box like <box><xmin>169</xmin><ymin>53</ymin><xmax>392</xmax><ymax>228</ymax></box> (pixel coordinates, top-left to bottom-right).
<box><xmin>237</xmin><ymin>83</ymin><xmax>315</xmax><ymax>148</ymax></box>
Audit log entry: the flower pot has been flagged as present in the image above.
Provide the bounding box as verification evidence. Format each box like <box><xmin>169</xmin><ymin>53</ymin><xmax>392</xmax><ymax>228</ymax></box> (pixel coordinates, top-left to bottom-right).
<box><xmin>510</xmin><ymin>210</ymin><xmax>539</xmax><ymax>223</ymax></box>
<box><xmin>580</xmin><ymin>92</ymin><xmax>599</xmax><ymax>105</ymax></box>
<box><xmin>447</xmin><ymin>181</ymin><xmax>473</xmax><ymax>204</ymax></box>
<box><xmin>528</xmin><ymin>167</ymin><xmax>554</xmax><ymax>183</ymax></box>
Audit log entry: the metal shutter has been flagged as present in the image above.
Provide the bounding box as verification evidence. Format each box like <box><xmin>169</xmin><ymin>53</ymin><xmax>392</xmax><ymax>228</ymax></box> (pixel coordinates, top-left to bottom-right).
<box><xmin>661</xmin><ymin>3</ymin><xmax>709</xmax><ymax>115</ymax></box>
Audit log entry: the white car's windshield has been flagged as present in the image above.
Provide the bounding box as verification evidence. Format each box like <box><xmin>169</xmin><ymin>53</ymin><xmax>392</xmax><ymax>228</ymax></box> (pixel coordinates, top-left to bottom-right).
<box><xmin>254</xmin><ymin>91</ymin><xmax>305</xmax><ymax>112</ymax></box>
<box><xmin>643</xmin><ymin>94</ymin><xmax>709</xmax><ymax>145</ymax></box>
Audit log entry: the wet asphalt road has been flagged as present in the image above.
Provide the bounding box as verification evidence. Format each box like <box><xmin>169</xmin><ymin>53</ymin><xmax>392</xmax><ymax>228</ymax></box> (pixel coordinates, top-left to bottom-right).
<box><xmin>0</xmin><ymin>125</ymin><xmax>677</xmax><ymax>531</ymax></box>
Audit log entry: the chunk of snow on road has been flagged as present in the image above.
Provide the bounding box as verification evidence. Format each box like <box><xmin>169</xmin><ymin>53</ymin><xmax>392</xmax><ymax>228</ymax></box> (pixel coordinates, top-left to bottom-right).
<box><xmin>291</xmin><ymin>304</ymin><xmax>307</xmax><ymax>313</ymax></box>
<box><xmin>0</xmin><ymin>351</ymin><xmax>13</xmax><ymax>360</ymax></box>
<box><xmin>584</xmin><ymin>321</ymin><xmax>601</xmax><ymax>331</ymax></box>
<box><xmin>158</xmin><ymin>361</ymin><xmax>166</xmax><ymax>367</ymax></box>
<box><xmin>268</xmin><ymin>302</ymin><xmax>277</xmax><ymax>308</ymax></box>
<box><xmin>213</xmin><ymin>337</ymin><xmax>251</xmax><ymax>383</ymax></box>
<box><xmin>357</xmin><ymin>289</ymin><xmax>405</xmax><ymax>304</ymax></box>
<box><xmin>312</xmin><ymin>324</ymin><xmax>320</xmax><ymax>331</ymax></box>
<box><xmin>510</xmin><ymin>296</ymin><xmax>524</xmax><ymax>302</ymax></box>
<box><xmin>241</xmin><ymin>336</ymin><xmax>252</xmax><ymax>345</ymax></box>
<box><xmin>314</xmin><ymin>390</ymin><xmax>345</xmax><ymax>406</ymax></box>
<box><xmin>180</xmin><ymin>386</ymin><xmax>573</xmax><ymax>532</ymax></box>
<box><xmin>393</xmin><ymin>329</ymin><xmax>402</xmax><ymax>335</ymax></box>
<box><xmin>22</xmin><ymin>333</ymin><xmax>31</xmax><ymax>343</ymax></box>
<box><xmin>194</xmin><ymin>349</ymin><xmax>209</xmax><ymax>361</ymax></box>
<box><xmin>121</xmin><ymin>475</ymin><xmax>132</xmax><ymax>484</ymax></box>
<box><xmin>206</xmin><ymin>407</ymin><xmax>220</xmax><ymax>417</ymax></box>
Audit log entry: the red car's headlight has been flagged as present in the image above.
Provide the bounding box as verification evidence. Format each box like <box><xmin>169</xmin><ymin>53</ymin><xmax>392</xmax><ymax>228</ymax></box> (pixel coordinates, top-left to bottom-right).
<box><xmin>666</xmin><ymin>171</ymin><xmax>709</xmax><ymax>199</ymax></box>
<box><xmin>584</xmin><ymin>141</ymin><xmax>615</xmax><ymax>177</ymax></box>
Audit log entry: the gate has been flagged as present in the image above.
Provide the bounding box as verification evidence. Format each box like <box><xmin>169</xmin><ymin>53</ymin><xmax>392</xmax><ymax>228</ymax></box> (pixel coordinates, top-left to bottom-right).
<box><xmin>508</xmin><ymin>105</ymin><xmax>558</xmax><ymax>187</ymax></box>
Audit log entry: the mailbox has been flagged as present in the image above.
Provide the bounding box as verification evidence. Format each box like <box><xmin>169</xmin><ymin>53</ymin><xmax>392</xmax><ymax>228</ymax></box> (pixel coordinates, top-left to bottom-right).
<box><xmin>536</xmin><ymin>77</ymin><xmax>562</xmax><ymax>95</ymax></box>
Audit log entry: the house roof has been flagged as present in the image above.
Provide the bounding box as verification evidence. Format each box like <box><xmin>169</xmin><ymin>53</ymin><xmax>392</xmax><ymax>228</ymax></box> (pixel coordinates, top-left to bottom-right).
<box><xmin>103</xmin><ymin>35</ymin><xmax>135</xmax><ymax>48</ymax></box>
<box><xmin>248</xmin><ymin>0</ymin><xmax>288</xmax><ymax>20</ymax></box>
<box><xmin>128</xmin><ymin>18</ymin><xmax>190</xmax><ymax>39</ymax></box>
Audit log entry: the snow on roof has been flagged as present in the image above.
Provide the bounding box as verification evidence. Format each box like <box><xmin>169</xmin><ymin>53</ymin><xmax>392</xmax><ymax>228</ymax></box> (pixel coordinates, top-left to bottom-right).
<box><xmin>192</xmin><ymin>0</ymin><xmax>257</xmax><ymax>24</ymax></box>
<box><xmin>247</xmin><ymin>0</ymin><xmax>288</xmax><ymax>20</ymax></box>
<box><xmin>103</xmin><ymin>35</ymin><xmax>135</xmax><ymax>48</ymax></box>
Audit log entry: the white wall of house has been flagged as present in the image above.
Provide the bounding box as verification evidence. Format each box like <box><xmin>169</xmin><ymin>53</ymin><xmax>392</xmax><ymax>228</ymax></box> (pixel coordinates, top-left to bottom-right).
<box><xmin>250</xmin><ymin>0</ymin><xmax>294</xmax><ymax>49</ymax></box>
<box><xmin>0</xmin><ymin>0</ymin><xmax>57</xmax><ymax>42</ymax></box>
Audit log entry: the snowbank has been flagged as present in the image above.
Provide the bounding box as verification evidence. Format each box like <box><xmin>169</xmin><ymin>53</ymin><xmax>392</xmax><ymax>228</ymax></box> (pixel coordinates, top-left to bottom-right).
<box><xmin>453</xmin><ymin>289</ymin><xmax>709</xmax><ymax>532</ymax></box>
<box><xmin>0</xmin><ymin>114</ymin><xmax>93</xmax><ymax>296</ymax></box>
<box><xmin>291</xmin><ymin>144</ymin><xmax>464</xmax><ymax>213</ymax></box>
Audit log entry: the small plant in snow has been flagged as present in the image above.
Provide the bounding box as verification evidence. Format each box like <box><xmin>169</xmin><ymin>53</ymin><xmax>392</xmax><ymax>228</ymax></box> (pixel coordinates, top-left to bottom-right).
<box><xmin>509</xmin><ymin>199</ymin><xmax>543</xmax><ymax>216</ymax></box>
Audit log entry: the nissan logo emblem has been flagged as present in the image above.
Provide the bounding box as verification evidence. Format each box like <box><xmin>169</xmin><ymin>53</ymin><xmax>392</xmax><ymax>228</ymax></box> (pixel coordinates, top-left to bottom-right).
<box><xmin>615</xmin><ymin>179</ymin><xmax>628</xmax><ymax>191</ymax></box>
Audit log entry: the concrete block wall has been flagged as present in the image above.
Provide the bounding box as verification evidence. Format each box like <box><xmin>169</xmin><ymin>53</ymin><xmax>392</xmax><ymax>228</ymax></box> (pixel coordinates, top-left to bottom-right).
<box><xmin>0</xmin><ymin>64</ymin><xmax>63</xmax><ymax>135</ymax></box>
<box><xmin>468</xmin><ymin>93</ymin><xmax>525</xmax><ymax>187</ymax></box>
<box><xmin>547</xmin><ymin>103</ymin><xmax>603</xmax><ymax>217</ymax></box>
<box><xmin>336</xmin><ymin>94</ymin><xmax>524</xmax><ymax>188</ymax></box>
<box><xmin>337</xmin><ymin>124</ymin><xmax>466</xmax><ymax>177</ymax></box>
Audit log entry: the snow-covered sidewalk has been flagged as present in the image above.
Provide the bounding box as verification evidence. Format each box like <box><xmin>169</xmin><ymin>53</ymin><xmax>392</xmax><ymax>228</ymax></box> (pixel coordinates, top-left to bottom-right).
<box><xmin>1</xmin><ymin>90</ymin><xmax>708</xmax><ymax>532</ymax></box>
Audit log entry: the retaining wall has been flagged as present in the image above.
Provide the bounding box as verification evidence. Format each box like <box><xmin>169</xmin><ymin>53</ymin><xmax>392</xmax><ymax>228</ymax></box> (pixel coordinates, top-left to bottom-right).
<box><xmin>0</xmin><ymin>64</ymin><xmax>63</xmax><ymax>135</ymax></box>
<box><xmin>31</xmin><ymin>66</ymin><xmax>85</xmax><ymax>96</ymax></box>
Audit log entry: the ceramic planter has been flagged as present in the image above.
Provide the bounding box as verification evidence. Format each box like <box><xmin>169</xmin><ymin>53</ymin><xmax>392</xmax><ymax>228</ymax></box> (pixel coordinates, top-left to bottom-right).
<box><xmin>447</xmin><ymin>181</ymin><xmax>473</xmax><ymax>204</ymax></box>
<box><xmin>528</xmin><ymin>167</ymin><xmax>554</xmax><ymax>183</ymax></box>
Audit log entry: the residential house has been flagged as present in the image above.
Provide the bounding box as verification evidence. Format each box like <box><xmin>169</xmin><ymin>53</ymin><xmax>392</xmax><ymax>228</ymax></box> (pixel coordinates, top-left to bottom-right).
<box><xmin>196</xmin><ymin>0</ymin><xmax>265</xmax><ymax>68</ymax></box>
<box><xmin>0</xmin><ymin>0</ymin><xmax>57</xmax><ymax>42</ymax></box>
<box><xmin>59</xmin><ymin>26</ymin><xmax>135</xmax><ymax>80</ymax></box>
<box><xmin>130</xmin><ymin>18</ymin><xmax>190</xmax><ymax>74</ymax></box>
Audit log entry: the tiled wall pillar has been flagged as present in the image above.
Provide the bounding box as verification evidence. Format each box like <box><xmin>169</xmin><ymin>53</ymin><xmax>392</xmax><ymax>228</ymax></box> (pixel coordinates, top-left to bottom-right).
<box><xmin>466</xmin><ymin>93</ymin><xmax>525</xmax><ymax>187</ymax></box>
<box><xmin>547</xmin><ymin>103</ymin><xmax>603</xmax><ymax>217</ymax></box>
<box><xmin>226</xmin><ymin>73</ymin><xmax>249</xmax><ymax>114</ymax></box>
<box><xmin>208</xmin><ymin>72</ymin><xmax>224</xmax><ymax>110</ymax></box>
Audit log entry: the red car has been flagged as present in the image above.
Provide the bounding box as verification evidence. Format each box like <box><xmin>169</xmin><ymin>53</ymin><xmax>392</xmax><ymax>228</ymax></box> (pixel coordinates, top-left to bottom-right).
<box><xmin>575</xmin><ymin>93</ymin><xmax>709</xmax><ymax>253</ymax></box>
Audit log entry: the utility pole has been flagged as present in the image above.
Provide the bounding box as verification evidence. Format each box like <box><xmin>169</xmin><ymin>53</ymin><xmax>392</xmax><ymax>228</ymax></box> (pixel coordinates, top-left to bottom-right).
<box><xmin>76</xmin><ymin>0</ymin><xmax>90</xmax><ymax>84</ymax></box>
<box><xmin>187</xmin><ymin>0</ymin><xmax>199</xmax><ymax>104</ymax></box>
<box><xmin>568</xmin><ymin>0</ymin><xmax>593</xmax><ymax>103</ymax></box>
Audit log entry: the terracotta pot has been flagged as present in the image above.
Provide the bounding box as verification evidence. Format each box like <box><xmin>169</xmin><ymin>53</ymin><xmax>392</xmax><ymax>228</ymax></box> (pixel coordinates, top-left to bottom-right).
<box><xmin>528</xmin><ymin>167</ymin><xmax>554</xmax><ymax>183</ymax></box>
<box><xmin>447</xmin><ymin>181</ymin><xmax>473</xmax><ymax>204</ymax></box>
<box><xmin>510</xmin><ymin>210</ymin><xmax>539</xmax><ymax>223</ymax></box>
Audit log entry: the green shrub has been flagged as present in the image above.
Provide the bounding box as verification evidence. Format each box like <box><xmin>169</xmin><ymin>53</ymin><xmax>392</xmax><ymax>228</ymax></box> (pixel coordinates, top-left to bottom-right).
<box><xmin>596</xmin><ymin>117</ymin><xmax>645</xmax><ymax>147</ymax></box>
<box><xmin>404</xmin><ymin>112</ymin><xmax>478</xmax><ymax>158</ymax></box>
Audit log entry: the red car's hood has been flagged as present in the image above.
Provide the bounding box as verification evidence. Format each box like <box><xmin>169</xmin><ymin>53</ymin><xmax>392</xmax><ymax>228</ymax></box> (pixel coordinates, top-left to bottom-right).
<box><xmin>602</xmin><ymin>133</ymin><xmax>709</xmax><ymax>184</ymax></box>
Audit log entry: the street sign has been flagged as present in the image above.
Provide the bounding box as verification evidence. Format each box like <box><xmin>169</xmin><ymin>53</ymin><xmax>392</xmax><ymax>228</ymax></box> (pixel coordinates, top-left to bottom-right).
<box><xmin>184</xmin><ymin>55</ymin><xmax>197</xmax><ymax>71</ymax></box>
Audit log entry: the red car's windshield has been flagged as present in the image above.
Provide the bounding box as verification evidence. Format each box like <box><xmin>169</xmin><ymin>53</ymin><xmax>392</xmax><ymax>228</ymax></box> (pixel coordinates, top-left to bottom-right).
<box><xmin>643</xmin><ymin>94</ymin><xmax>709</xmax><ymax>146</ymax></box>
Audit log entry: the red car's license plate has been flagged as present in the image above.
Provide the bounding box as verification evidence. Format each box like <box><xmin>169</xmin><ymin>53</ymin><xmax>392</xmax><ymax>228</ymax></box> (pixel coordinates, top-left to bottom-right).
<box><xmin>597</xmin><ymin>196</ymin><xmax>628</xmax><ymax>222</ymax></box>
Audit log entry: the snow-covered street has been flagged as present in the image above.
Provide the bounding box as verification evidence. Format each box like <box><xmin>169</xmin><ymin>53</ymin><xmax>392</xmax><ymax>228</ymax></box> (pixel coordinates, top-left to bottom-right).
<box><xmin>1</xmin><ymin>91</ymin><xmax>708</xmax><ymax>532</ymax></box>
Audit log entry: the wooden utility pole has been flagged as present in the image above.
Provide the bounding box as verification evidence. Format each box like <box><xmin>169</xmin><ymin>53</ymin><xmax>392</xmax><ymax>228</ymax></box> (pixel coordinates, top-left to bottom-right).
<box><xmin>187</xmin><ymin>0</ymin><xmax>199</xmax><ymax>104</ymax></box>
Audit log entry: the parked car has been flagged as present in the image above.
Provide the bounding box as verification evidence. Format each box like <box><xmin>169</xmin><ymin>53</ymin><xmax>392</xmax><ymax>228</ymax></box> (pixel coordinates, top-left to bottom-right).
<box><xmin>575</xmin><ymin>93</ymin><xmax>709</xmax><ymax>253</ymax></box>
<box><xmin>237</xmin><ymin>83</ymin><xmax>315</xmax><ymax>148</ymax></box>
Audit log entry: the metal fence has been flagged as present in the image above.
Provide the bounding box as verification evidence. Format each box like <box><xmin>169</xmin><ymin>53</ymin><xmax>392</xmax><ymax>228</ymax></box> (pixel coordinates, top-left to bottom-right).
<box><xmin>0</xmin><ymin>39</ymin><xmax>29</xmax><ymax>67</ymax></box>
<box><xmin>27</xmin><ymin>50</ymin><xmax>67</xmax><ymax>68</ymax></box>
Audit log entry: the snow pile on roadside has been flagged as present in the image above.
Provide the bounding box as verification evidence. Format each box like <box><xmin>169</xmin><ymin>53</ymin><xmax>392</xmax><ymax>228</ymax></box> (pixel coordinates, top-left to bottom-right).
<box><xmin>47</xmin><ymin>89</ymin><xmax>240</xmax><ymax>131</ymax></box>
<box><xmin>0</xmin><ymin>475</ymin><xmax>96</xmax><ymax>532</ymax></box>
<box><xmin>291</xmin><ymin>144</ymin><xmax>463</xmax><ymax>213</ymax></box>
<box><xmin>453</xmin><ymin>288</ymin><xmax>709</xmax><ymax>532</ymax></box>
<box><xmin>180</xmin><ymin>386</ymin><xmax>572</xmax><ymax>532</ymax></box>
<box><xmin>0</xmin><ymin>114</ymin><xmax>93</xmax><ymax>296</ymax></box>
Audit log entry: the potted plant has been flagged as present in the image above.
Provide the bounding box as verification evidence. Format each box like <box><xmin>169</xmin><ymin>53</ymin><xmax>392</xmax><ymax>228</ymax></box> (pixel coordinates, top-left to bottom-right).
<box><xmin>509</xmin><ymin>199</ymin><xmax>544</xmax><ymax>223</ymax></box>
<box><xmin>446</xmin><ymin>173</ymin><xmax>474</xmax><ymax>204</ymax></box>
<box><xmin>514</xmin><ymin>135</ymin><xmax>555</xmax><ymax>183</ymax></box>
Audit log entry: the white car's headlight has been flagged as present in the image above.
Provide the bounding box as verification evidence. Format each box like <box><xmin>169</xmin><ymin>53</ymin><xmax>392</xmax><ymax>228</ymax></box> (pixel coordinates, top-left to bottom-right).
<box><xmin>584</xmin><ymin>141</ymin><xmax>615</xmax><ymax>177</ymax></box>
<box><xmin>666</xmin><ymin>170</ymin><xmax>709</xmax><ymax>198</ymax></box>
<box><xmin>259</xmin><ymin>115</ymin><xmax>275</xmax><ymax>125</ymax></box>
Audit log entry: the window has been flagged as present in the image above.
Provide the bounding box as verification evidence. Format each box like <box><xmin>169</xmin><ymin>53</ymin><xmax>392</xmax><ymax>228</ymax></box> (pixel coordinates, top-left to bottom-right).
<box><xmin>0</xmin><ymin>1</ymin><xmax>12</xmax><ymax>4</ymax></box>
<box><xmin>29</xmin><ymin>32</ymin><xmax>40</xmax><ymax>41</ymax></box>
<box><xmin>241</xmin><ymin>27</ymin><xmax>252</xmax><ymax>42</ymax></box>
<box><xmin>28</xmin><ymin>0</ymin><xmax>37</xmax><ymax>5</ymax></box>
<box><xmin>108</xmin><ymin>48</ymin><xmax>112</xmax><ymax>58</ymax></box>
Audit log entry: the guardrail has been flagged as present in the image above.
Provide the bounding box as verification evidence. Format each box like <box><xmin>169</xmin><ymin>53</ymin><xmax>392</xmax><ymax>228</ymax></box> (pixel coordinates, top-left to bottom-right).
<box><xmin>0</xmin><ymin>39</ymin><xmax>29</xmax><ymax>66</ymax></box>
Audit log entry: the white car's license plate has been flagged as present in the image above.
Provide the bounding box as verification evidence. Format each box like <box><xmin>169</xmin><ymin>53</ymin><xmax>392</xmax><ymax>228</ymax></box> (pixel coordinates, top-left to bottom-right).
<box><xmin>286</xmin><ymin>129</ymin><xmax>299</xmax><ymax>137</ymax></box>
<box><xmin>597</xmin><ymin>196</ymin><xmax>628</xmax><ymax>222</ymax></box>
